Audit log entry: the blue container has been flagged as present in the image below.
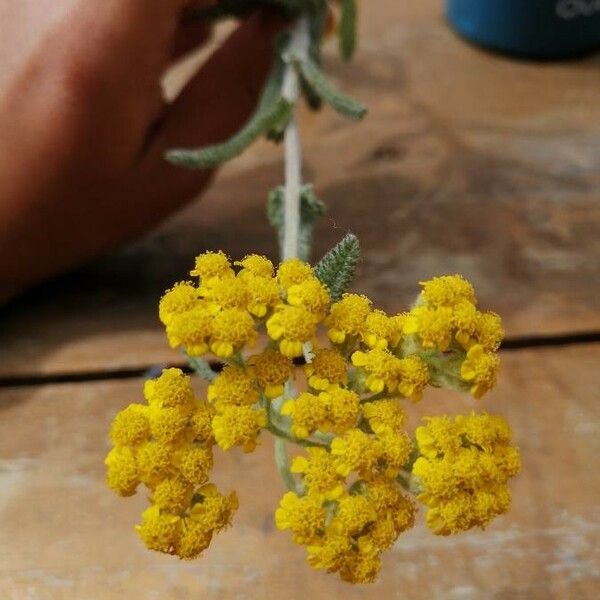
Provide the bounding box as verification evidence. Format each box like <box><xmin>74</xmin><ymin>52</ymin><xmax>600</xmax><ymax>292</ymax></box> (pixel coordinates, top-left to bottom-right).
<box><xmin>447</xmin><ymin>0</ymin><xmax>600</xmax><ymax>59</ymax></box>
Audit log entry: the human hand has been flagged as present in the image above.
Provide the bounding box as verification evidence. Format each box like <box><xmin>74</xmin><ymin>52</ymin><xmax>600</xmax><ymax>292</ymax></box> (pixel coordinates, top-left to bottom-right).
<box><xmin>0</xmin><ymin>0</ymin><xmax>285</xmax><ymax>302</ymax></box>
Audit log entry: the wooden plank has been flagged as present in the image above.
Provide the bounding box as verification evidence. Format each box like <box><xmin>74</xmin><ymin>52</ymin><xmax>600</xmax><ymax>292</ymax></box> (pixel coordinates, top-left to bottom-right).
<box><xmin>0</xmin><ymin>0</ymin><xmax>599</xmax><ymax>377</ymax></box>
<box><xmin>0</xmin><ymin>345</ymin><xmax>598</xmax><ymax>599</ymax></box>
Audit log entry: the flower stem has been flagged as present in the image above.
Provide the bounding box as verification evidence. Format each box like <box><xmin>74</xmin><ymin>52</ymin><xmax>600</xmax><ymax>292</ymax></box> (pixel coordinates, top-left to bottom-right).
<box><xmin>274</xmin><ymin>437</ymin><xmax>299</xmax><ymax>493</ymax></box>
<box><xmin>281</xmin><ymin>16</ymin><xmax>310</xmax><ymax>260</ymax></box>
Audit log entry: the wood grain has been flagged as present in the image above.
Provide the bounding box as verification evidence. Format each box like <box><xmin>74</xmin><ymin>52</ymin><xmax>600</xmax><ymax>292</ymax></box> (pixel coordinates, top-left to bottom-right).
<box><xmin>0</xmin><ymin>0</ymin><xmax>598</xmax><ymax>376</ymax></box>
<box><xmin>0</xmin><ymin>345</ymin><xmax>598</xmax><ymax>599</ymax></box>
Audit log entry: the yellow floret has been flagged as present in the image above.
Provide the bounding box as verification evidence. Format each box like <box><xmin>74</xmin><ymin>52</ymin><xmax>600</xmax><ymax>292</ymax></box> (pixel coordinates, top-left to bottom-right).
<box><xmin>404</xmin><ymin>305</ymin><xmax>454</xmax><ymax>351</ymax></box>
<box><xmin>152</xmin><ymin>478</ymin><xmax>194</xmax><ymax>513</ymax></box>
<box><xmin>190</xmin><ymin>251</ymin><xmax>234</xmax><ymax>282</ymax></box>
<box><xmin>235</xmin><ymin>254</ymin><xmax>274</xmax><ymax>278</ymax></box>
<box><xmin>362</xmin><ymin>399</ymin><xmax>406</xmax><ymax>435</ymax></box>
<box><xmin>351</xmin><ymin>349</ymin><xmax>400</xmax><ymax>394</ymax></box>
<box><xmin>200</xmin><ymin>276</ymin><xmax>250</xmax><ymax>311</ymax></box>
<box><xmin>243</xmin><ymin>273</ymin><xmax>281</xmax><ymax>317</ymax></box>
<box><xmin>174</xmin><ymin>446</ymin><xmax>213</xmax><ymax>485</ymax></box>
<box><xmin>307</xmin><ymin>534</ymin><xmax>353</xmax><ymax>571</ymax></box>
<box><xmin>331</xmin><ymin>494</ymin><xmax>376</xmax><ymax>536</ymax></box>
<box><xmin>247</xmin><ymin>350</ymin><xmax>294</xmax><ymax>399</ymax></box>
<box><xmin>475</xmin><ymin>311</ymin><xmax>504</xmax><ymax>351</ymax></box>
<box><xmin>143</xmin><ymin>368</ymin><xmax>195</xmax><ymax>410</ymax></box>
<box><xmin>159</xmin><ymin>282</ymin><xmax>199</xmax><ymax>326</ymax></box>
<box><xmin>211</xmin><ymin>405</ymin><xmax>266</xmax><ymax>452</ymax></box>
<box><xmin>189</xmin><ymin>401</ymin><xmax>215</xmax><ymax>444</ymax></box>
<box><xmin>209</xmin><ymin>308</ymin><xmax>257</xmax><ymax>358</ymax></box>
<box><xmin>165</xmin><ymin>303</ymin><xmax>215</xmax><ymax>356</ymax></box>
<box><xmin>378</xmin><ymin>431</ymin><xmax>412</xmax><ymax>477</ymax></box>
<box><xmin>397</xmin><ymin>356</ymin><xmax>430</xmax><ymax>401</ymax></box>
<box><xmin>176</xmin><ymin>519</ymin><xmax>213</xmax><ymax>559</ymax></box>
<box><xmin>266</xmin><ymin>305</ymin><xmax>319</xmax><ymax>358</ymax></box>
<box><xmin>105</xmin><ymin>446</ymin><xmax>140</xmax><ymax>496</ymax></box>
<box><xmin>420</xmin><ymin>274</ymin><xmax>476</xmax><ymax>308</ymax></box>
<box><xmin>291</xmin><ymin>448</ymin><xmax>346</xmax><ymax>500</ymax></box>
<box><xmin>286</xmin><ymin>277</ymin><xmax>331</xmax><ymax>316</ymax></box>
<box><xmin>452</xmin><ymin>301</ymin><xmax>480</xmax><ymax>349</ymax></box>
<box><xmin>320</xmin><ymin>386</ymin><xmax>361</xmax><ymax>434</ymax></box>
<box><xmin>460</xmin><ymin>344</ymin><xmax>500</xmax><ymax>399</ymax></box>
<box><xmin>277</xmin><ymin>258</ymin><xmax>314</xmax><ymax>289</ymax></box>
<box><xmin>339</xmin><ymin>543</ymin><xmax>382</xmax><ymax>584</ymax></box>
<box><xmin>275</xmin><ymin>492</ymin><xmax>326</xmax><ymax>544</ymax></box>
<box><xmin>137</xmin><ymin>441</ymin><xmax>173</xmax><ymax>488</ymax></box>
<box><xmin>304</xmin><ymin>347</ymin><xmax>347</xmax><ymax>390</ymax></box>
<box><xmin>363</xmin><ymin>310</ymin><xmax>402</xmax><ymax>350</ymax></box>
<box><xmin>109</xmin><ymin>404</ymin><xmax>150</xmax><ymax>446</ymax></box>
<box><xmin>281</xmin><ymin>392</ymin><xmax>328</xmax><ymax>439</ymax></box>
<box><xmin>331</xmin><ymin>429</ymin><xmax>380</xmax><ymax>478</ymax></box>
<box><xmin>135</xmin><ymin>505</ymin><xmax>182</xmax><ymax>554</ymax></box>
<box><xmin>147</xmin><ymin>405</ymin><xmax>189</xmax><ymax>444</ymax></box>
<box><xmin>189</xmin><ymin>484</ymin><xmax>238</xmax><ymax>532</ymax></box>
<box><xmin>207</xmin><ymin>365</ymin><xmax>259</xmax><ymax>408</ymax></box>
<box><xmin>325</xmin><ymin>294</ymin><xmax>371</xmax><ymax>344</ymax></box>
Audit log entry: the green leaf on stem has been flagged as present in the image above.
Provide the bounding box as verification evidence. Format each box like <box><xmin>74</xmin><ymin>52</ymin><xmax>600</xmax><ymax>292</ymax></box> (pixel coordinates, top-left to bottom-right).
<box><xmin>339</xmin><ymin>0</ymin><xmax>357</xmax><ymax>60</ymax></box>
<box><xmin>314</xmin><ymin>233</ymin><xmax>360</xmax><ymax>301</ymax></box>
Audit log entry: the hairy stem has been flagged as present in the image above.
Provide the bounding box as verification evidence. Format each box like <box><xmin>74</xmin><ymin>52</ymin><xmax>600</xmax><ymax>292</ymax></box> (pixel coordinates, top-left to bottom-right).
<box><xmin>281</xmin><ymin>16</ymin><xmax>310</xmax><ymax>260</ymax></box>
<box><xmin>274</xmin><ymin>437</ymin><xmax>300</xmax><ymax>493</ymax></box>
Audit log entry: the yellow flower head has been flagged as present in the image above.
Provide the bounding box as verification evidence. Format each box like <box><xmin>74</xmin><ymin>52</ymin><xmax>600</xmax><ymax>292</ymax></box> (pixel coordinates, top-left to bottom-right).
<box><xmin>235</xmin><ymin>254</ymin><xmax>274</xmax><ymax>278</ymax></box>
<box><xmin>109</xmin><ymin>404</ymin><xmax>150</xmax><ymax>447</ymax></box>
<box><xmin>165</xmin><ymin>303</ymin><xmax>215</xmax><ymax>356</ymax></box>
<box><xmin>460</xmin><ymin>344</ymin><xmax>500</xmax><ymax>399</ymax></box>
<box><xmin>362</xmin><ymin>399</ymin><xmax>406</xmax><ymax>435</ymax></box>
<box><xmin>266</xmin><ymin>305</ymin><xmax>318</xmax><ymax>358</ymax></box>
<box><xmin>200</xmin><ymin>276</ymin><xmax>250</xmax><ymax>311</ymax></box>
<box><xmin>420</xmin><ymin>275</ymin><xmax>475</xmax><ymax>308</ymax></box>
<box><xmin>291</xmin><ymin>448</ymin><xmax>346</xmax><ymax>500</ymax></box>
<box><xmin>475</xmin><ymin>311</ymin><xmax>504</xmax><ymax>352</ymax></box>
<box><xmin>304</xmin><ymin>347</ymin><xmax>347</xmax><ymax>390</ymax></box>
<box><xmin>286</xmin><ymin>276</ymin><xmax>331</xmax><ymax>316</ymax></box>
<box><xmin>378</xmin><ymin>431</ymin><xmax>412</xmax><ymax>477</ymax></box>
<box><xmin>209</xmin><ymin>308</ymin><xmax>257</xmax><ymax>358</ymax></box>
<box><xmin>404</xmin><ymin>305</ymin><xmax>454</xmax><ymax>351</ymax></box>
<box><xmin>176</xmin><ymin>519</ymin><xmax>213</xmax><ymax>559</ymax></box>
<box><xmin>105</xmin><ymin>446</ymin><xmax>140</xmax><ymax>496</ymax></box>
<box><xmin>136</xmin><ymin>441</ymin><xmax>173</xmax><ymax>489</ymax></box>
<box><xmin>135</xmin><ymin>505</ymin><xmax>181</xmax><ymax>554</ymax></box>
<box><xmin>325</xmin><ymin>294</ymin><xmax>371</xmax><ymax>344</ymax></box>
<box><xmin>363</xmin><ymin>310</ymin><xmax>402</xmax><ymax>350</ymax></box>
<box><xmin>159</xmin><ymin>282</ymin><xmax>199</xmax><ymax>326</ymax></box>
<box><xmin>320</xmin><ymin>386</ymin><xmax>361</xmax><ymax>434</ymax></box>
<box><xmin>331</xmin><ymin>494</ymin><xmax>376</xmax><ymax>536</ymax></box>
<box><xmin>212</xmin><ymin>405</ymin><xmax>266</xmax><ymax>452</ymax></box>
<box><xmin>275</xmin><ymin>491</ymin><xmax>326</xmax><ymax>544</ymax></box>
<box><xmin>365</xmin><ymin>478</ymin><xmax>415</xmax><ymax>534</ymax></box>
<box><xmin>331</xmin><ymin>429</ymin><xmax>380</xmax><ymax>478</ymax></box>
<box><xmin>143</xmin><ymin>368</ymin><xmax>195</xmax><ymax>411</ymax></box>
<box><xmin>339</xmin><ymin>543</ymin><xmax>382</xmax><ymax>584</ymax></box>
<box><xmin>207</xmin><ymin>365</ymin><xmax>259</xmax><ymax>408</ymax></box>
<box><xmin>452</xmin><ymin>300</ymin><xmax>480</xmax><ymax>348</ymax></box>
<box><xmin>174</xmin><ymin>446</ymin><xmax>213</xmax><ymax>486</ymax></box>
<box><xmin>277</xmin><ymin>258</ymin><xmax>314</xmax><ymax>289</ymax></box>
<box><xmin>147</xmin><ymin>405</ymin><xmax>189</xmax><ymax>445</ymax></box>
<box><xmin>189</xmin><ymin>484</ymin><xmax>238</xmax><ymax>533</ymax></box>
<box><xmin>351</xmin><ymin>349</ymin><xmax>399</xmax><ymax>394</ymax></box>
<box><xmin>281</xmin><ymin>392</ymin><xmax>328</xmax><ymax>439</ymax></box>
<box><xmin>189</xmin><ymin>400</ymin><xmax>215</xmax><ymax>444</ymax></box>
<box><xmin>190</xmin><ymin>251</ymin><xmax>234</xmax><ymax>282</ymax></box>
<box><xmin>152</xmin><ymin>478</ymin><xmax>194</xmax><ymax>513</ymax></box>
<box><xmin>397</xmin><ymin>356</ymin><xmax>430</xmax><ymax>402</ymax></box>
<box><xmin>307</xmin><ymin>534</ymin><xmax>353</xmax><ymax>572</ymax></box>
<box><xmin>243</xmin><ymin>273</ymin><xmax>281</xmax><ymax>318</ymax></box>
<box><xmin>247</xmin><ymin>350</ymin><xmax>294</xmax><ymax>399</ymax></box>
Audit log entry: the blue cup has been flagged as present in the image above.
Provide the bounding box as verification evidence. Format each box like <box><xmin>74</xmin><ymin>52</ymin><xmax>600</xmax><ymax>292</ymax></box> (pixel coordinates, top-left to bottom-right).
<box><xmin>447</xmin><ymin>0</ymin><xmax>600</xmax><ymax>59</ymax></box>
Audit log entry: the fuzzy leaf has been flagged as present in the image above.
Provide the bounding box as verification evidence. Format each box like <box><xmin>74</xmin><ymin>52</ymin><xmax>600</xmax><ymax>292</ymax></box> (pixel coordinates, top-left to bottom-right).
<box><xmin>166</xmin><ymin>98</ymin><xmax>293</xmax><ymax>169</ymax></box>
<box><xmin>267</xmin><ymin>185</ymin><xmax>326</xmax><ymax>261</ymax></box>
<box><xmin>290</xmin><ymin>54</ymin><xmax>366</xmax><ymax>120</ymax></box>
<box><xmin>339</xmin><ymin>0</ymin><xmax>357</xmax><ymax>60</ymax></box>
<box><xmin>314</xmin><ymin>233</ymin><xmax>360</xmax><ymax>300</ymax></box>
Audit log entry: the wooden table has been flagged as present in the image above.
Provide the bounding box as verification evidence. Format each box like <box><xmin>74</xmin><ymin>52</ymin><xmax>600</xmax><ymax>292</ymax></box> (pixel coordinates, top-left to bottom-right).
<box><xmin>1</xmin><ymin>2</ymin><xmax>599</xmax><ymax>598</ymax></box>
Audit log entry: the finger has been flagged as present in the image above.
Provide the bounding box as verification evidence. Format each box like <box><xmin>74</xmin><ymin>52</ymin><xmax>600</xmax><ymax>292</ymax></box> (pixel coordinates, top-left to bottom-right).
<box><xmin>137</xmin><ymin>11</ymin><xmax>288</xmax><ymax>205</ymax></box>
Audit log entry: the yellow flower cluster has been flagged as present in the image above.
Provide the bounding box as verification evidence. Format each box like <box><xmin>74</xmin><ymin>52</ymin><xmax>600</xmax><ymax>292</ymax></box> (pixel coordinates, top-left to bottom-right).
<box><xmin>413</xmin><ymin>413</ymin><xmax>521</xmax><ymax>535</ymax></box>
<box><xmin>403</xmin><ymin>275</ymin><xmax>504</xmax><ymax>398</ymax></box>
<box><xmin>107</xmin><ymin>252</ymin><xmax>519</xmax><ymax>584</ymax></box>
<box><xmin>105</xmin><ymin>368</ymin><xmax>237</xmax><ymax>559</ymax></box>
